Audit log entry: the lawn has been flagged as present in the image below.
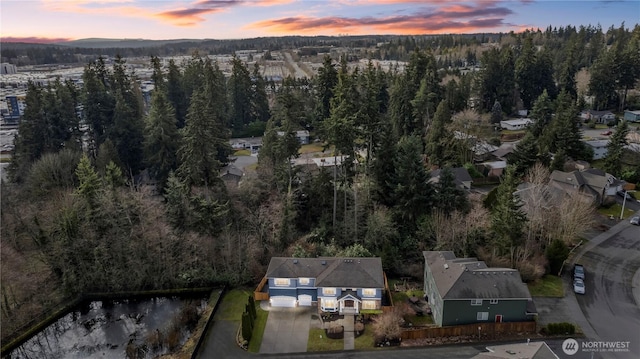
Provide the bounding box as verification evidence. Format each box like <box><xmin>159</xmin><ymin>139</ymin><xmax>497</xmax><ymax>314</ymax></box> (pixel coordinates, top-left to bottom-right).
<box><xmin>598</xmin><ymin>204</ymin><xmax>636</xmax><ymax>219</ymax></box>
<box><xmin>216</xmin><ymin>288</ymin><xmax>252</xmax><ymax>321</ymax></box>
<box><xmin>299</xmin><ymin>143</ymin><xmax>329</xmax><ymax>154</ymax></box>
<box><xmin>234</xmin><ymin>149</ymin><xmax>251</xmax><ymax>156</ymax></box>
<box><xmin>307</xmin><ymin>328</ymin><xmax>343</xmax><ymax>352</ymax></box>
<box><xmin>354</xmin><ymin>324</ymin><xmax>376</xmax><ymax>350</ymax></box>
<box><xmin>405</xmin><ymin>314</ymin><xmax>434</xmax><ymax>326</ymax></box>
<box><xmin>247</xmin><ymin>305</ymin><xmax>268</xmax><ymax>353</ymax></box>
<box><xmin>527</xmin><ymin>275</ymin><xmax>564</xmax><ymax>297</ymax></box>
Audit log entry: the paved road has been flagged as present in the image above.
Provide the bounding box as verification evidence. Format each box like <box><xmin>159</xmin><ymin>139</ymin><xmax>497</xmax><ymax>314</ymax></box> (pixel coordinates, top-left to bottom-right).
<box><xmin>572</xmin><ymin>217</ymin><xmax>640</xmax><ymax>359</ymax></box>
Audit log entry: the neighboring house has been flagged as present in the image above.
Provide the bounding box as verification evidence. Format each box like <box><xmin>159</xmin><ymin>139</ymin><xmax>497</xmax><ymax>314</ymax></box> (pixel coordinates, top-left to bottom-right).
<box><xmin>219</xmin><ymin>164</ymin><xmax>244</xmax><ymax>186</ymax></box>
<box><xmin>581</xmin><ymin>110</ymin><xmax>616</xmax><ymax>124</ymax></box>
<box><xmin>429</xmin><ymin>167</ymin><xmax>473</xmax><ymax>190</ymax></box>
<box><xmin>472</xmin><ymin>341</ymin><xmax>559</xmax><ymax>359</ymax></box>
<box><xmin>482</xmin><ymin>161</ymin><xmax>507</xmax><ymax>177</ymax></box>
<box><xmin>583</xmin><ymin>139</ymin><xmax>609</xmax><ymax>160</ymax></box>
<box><xmin>624</xmin><ymin>110</ymin><xmax>640</xmax><ymax>122</ymax></box>
<box><xmin>491</xmin><ymin>143</ymin><xmax>517</xmax><ymax>161</ymax></box>
<box><xmin>423</xmin><ymin>251</ymin><xmax>536</xmax><ymax>327</ymax></box>
<box><xmin>264</xmin><ymin>257</ymin><xmax>386</xmax><ymax>314</ymax></box>
<box><xmin>277</xmin><ymin>130</ymin><xmax>310</xmax><ymax>145</ymax></box>
<box><xmin>296</xmin><ymin>130</ymin><xmax>310</xmax><ymax>145</ymax></box>
<box><xmin>548</xmin><ymin>169</ymin><xmax>615</xmax><ymax>204</ymax></box>
<box><xmin>500</xmin><ymin>118</ymin><xmax>533</xmax><ymax>131</ymax></box>
<box><xmin>514</xmin><ymin>182</ymin><xmax>566</xmax><ymax>215</ymax></box>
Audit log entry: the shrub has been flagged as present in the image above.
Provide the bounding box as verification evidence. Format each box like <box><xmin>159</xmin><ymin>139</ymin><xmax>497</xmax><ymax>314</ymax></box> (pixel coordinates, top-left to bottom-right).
<box><xmin>372</xmin><ymin>308</ymin><xmax>404</xmax><ymax>341</ymax></box>
<box><xmin>325</xmin><ymin>324</ymin><xmax>344</xmax><ymax>339</ymax></box>
<box><xmin>543</xmin><ymin>322</ymin><xmax>576</xmax><ymax>335</ymax></box>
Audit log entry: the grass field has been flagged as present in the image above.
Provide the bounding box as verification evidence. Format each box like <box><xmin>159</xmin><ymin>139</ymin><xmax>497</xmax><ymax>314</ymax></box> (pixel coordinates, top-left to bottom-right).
<box><xmin>234</xmin><ymin>149</ymin><xmax>251</xmax><ymax>156</ymax></box>
<box><xmin>354</xmin><ymin>325</ymin><xmax>376</xmax><ymax>350</ymax></box>
<box><xmin>598</xmin><ymin>204</ymin><xmax>636</xmax><ymax>219</ymax></box>
<box><xmin>307</xmin><ymin>328</ymin><xmax>343</xmax><ymax>351</ymax></box>
<box><xmin>527</xmin><ymin>275</ymin><xmax>564</xmax><ymax>297</ymax></box>
<box><xmin>216</xmin><ymin>289</ymin><xmax>252</xmax><ymax>322</ymax></box>
<box><xmin>299</xmin><ymin>143</ymin><xmax>329</xmax><ymax>154</ymax></box>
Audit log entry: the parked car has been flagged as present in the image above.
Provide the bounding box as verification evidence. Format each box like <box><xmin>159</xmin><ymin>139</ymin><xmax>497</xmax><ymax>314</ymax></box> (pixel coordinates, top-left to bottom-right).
<box><xmin>574</xmin><ymin>278</ymin><xmax>585</xmax><ymax>295</ymax></box>
<box><xmin>601</xmin><ymin>130</ymin><xmax>612</xmax><ymax>135</ymax></box>
<box><xmin>617</xmin><ymin>190</ymin><xmax>634</xmax><ymax>200</ymax></box>
<box><xmin>573</xmin><ymin>264</ymin><xmax>585</xmax><ymax>280</ymax></box>
<box><xmin>631</xmin><ymin>216</ymin><xmax>640</xmax><ymax>226</ymax></box>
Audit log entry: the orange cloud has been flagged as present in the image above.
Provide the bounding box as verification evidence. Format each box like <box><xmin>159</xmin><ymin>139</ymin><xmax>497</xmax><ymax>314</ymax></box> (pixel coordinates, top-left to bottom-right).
<box><xmin>249</xmin><ymin>3</ymin><xmax>517</xmax><ymax>35</ymax></box>
<box><xmin>39</xmin><ymin>0</ymin><xmax>284</xmax><ymax>27</ymax></box>
<box><xmin>1</xmin><ymin>36</ymin><xmax>73</xmax><ymax>44</ymax></box>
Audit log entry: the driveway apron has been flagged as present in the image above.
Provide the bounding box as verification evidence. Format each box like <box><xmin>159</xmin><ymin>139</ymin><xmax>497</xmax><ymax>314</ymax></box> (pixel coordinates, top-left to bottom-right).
<box><xmin>260</xmin><ymin>307</ymin><xmax>311</xmax><ymax>354</ymax></box>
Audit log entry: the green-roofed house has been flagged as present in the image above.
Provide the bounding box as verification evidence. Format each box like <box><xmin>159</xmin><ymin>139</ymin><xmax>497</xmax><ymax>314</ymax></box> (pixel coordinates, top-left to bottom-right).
<box><xmin>423</xmin><ymin>251</ymin><xmax>537</xmax><ymax>326</ymax></box>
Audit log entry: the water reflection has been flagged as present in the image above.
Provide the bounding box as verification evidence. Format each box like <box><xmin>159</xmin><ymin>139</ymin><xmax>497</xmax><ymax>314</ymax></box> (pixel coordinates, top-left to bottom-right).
<box><xmin>8</xmin><ymin>296</ymin><xmax>207</xmax><ymax>359</ymax></box>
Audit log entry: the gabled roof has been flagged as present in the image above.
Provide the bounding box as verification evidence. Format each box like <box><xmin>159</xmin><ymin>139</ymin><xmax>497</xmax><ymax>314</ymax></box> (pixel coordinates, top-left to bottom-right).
<box><xmin>429</xmin><ymin>167</ymin><xmax>473</xmax><ymax>188</ymax></box>
<box><xmin>472</xmin><ymin>342</ymin><xmax>559</xmax><ymax>359</ymax></box>
<box><xmin>265</xmin><ymin>257</ymin><xmax>385</xmax><ymax>289</ymax></box>
<box><xmin>423</xmin><ymin>251</ymin><xmax>532</xmax><ymax>300</ymax></box>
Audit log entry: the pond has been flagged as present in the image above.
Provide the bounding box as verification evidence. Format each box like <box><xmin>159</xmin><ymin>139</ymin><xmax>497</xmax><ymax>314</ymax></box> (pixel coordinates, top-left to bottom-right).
<box><xmin>6</xmin><ymin>295</ymin><xmax>208</xmax><ymax>359</ymax></box>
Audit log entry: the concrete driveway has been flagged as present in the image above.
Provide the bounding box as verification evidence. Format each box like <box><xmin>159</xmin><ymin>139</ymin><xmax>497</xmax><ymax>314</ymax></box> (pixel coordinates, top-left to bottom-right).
<box><xmin>260</xmin><ymin>306</ymin><xmax>312</xmax><ymax>354</ymax></box>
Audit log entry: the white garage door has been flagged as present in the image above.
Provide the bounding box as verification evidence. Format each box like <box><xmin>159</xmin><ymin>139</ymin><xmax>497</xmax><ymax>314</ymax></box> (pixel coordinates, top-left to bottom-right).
<box><xmin>270</xmin><ymin>296</ymin><xmax>297</xmax><ymax>307</ymax></box>
<box><xmin>298</xmin><ymin>294</ymin><xmax>312</xmax><ymax>306</ymax></box>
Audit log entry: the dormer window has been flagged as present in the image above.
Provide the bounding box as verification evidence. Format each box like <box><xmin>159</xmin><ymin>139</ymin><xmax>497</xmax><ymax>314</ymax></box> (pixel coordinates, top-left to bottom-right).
<box><xmin>299</xmin><ymin>278</ymin><xmax>310</xmax><ymax>285</ymax></box>
<box><xmin>274</xmin><ymin>278</ymin><xmax>290</xmax><ymax>286</ymax></box>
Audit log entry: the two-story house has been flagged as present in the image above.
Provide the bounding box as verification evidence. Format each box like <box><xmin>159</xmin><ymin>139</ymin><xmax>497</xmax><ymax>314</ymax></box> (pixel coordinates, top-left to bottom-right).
<box><xmin>264</xmin><ymin>257</ymin><xmax>385</xmax><ymax>314</ymax></box>
<box><xmin>423</xmin><ymin>251</ymin><xmax>536</xmax><ymax>327</ymax></box>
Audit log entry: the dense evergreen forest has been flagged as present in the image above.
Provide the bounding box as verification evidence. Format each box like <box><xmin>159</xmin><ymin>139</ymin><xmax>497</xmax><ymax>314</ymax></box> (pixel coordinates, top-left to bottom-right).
<box><xmin>2</xmin><ymin>24</ymin><xmax>639</xmax><ymax>342</ymax></box>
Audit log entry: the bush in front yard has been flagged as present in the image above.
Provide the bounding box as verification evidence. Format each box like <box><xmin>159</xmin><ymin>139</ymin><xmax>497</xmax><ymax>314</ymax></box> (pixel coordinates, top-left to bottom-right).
<box><xmin>354</xmin><ymin>322</ymin><xmax>365</xmax><ymax>337</ymax></box>
<box><xmin>542</xmin><ymin>322</ymin><xmax>576</xmax><ymax>335</ymax></box>
<box><xmin>372</xmin><ymin>307</ymin><xmax>405</xmax><ymax>342</ymax></box>
<box><xmin>325</xmin><ymin>324</ymin><xmax>344</xmax><ymax>339</ymax></box>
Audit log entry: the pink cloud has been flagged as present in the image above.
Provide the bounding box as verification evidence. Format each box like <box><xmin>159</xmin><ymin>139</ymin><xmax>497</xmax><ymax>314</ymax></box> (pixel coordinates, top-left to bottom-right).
<box><xmin>249</xmin><ymin>3</ymin><xmax>518</xmax><ymax>35</ymax></box>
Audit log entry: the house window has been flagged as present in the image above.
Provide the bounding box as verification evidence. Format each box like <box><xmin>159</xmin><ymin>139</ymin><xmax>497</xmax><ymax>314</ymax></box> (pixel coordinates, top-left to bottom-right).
<box><xmin>477</xmin><ymin>312</ymin><xmax>489</xmax><ymax>321</ymax></box>
<box><xmin>362</xmin><ymin>300</ymin><xmax>377</xmax><ymax>310</ymax></box>
<box><xmin>471</xmin><ymin>299</ymin><xmax>483</xmax><ymax>306</ymax></box>
<box><xmin>274</xmin><ymin>278</ymin><xmax>290</xmax><ymax>286</ymax></box>
<box><xmin>363</xmin><ymin>288</ymin><xmax>376</xmax><ymax>297</ymax></box>
<box><xmin>490</xmin><ymin>299</ymin><xmax>498</xmax><ymax>304</ymax></box>
<box><xmin>299</xmin><ymin>278</ymin><xmax>310</xmax><ymax>285</ymax></box>
<box><xmin>322</xmin><ymin>299</ymin><xmax>336</xmax><ymax>310</ymax></box>
<box><xmin>323</xmin><ymin>287</ymin><xmax>336</xmax><ymax>295</ymax></box>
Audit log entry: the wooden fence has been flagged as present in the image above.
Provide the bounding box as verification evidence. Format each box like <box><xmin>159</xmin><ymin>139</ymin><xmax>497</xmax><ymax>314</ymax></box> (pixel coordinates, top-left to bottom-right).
<box><xmin>253</xmin><ymin>277</ymin><xmax>269</xmax><ymax>301</ymax></box>
<box><xmin>401</xmin><ymin>321</ymin><xmax>537</xmax><ymax>340</ymax></box>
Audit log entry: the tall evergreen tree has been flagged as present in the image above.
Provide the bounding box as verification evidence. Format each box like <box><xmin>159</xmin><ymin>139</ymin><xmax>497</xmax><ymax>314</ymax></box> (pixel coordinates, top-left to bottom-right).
<box><xmin>392</xmin><ymin>135</ymin><xmax>433</xmax><ymax>226</ymax></box>
<box><xmin>250</xmin><ymin>63</ymin><xmax>270</xmax><ymax>123</ymax></box>
<box><xmin>8</xmin><ymin>82</ymin><xmax>45</xmax><ymax>182</ymax></box>
<box><xmin>529</xmin><ymin>90</ymin><xmax>553</xmax><ymax>139</ymax></box>
<box><xmin>314</xmin><ymin>55</ymin><xmax>338</xmax><ymax>129</ymax></box>
<box><xmin>510</xmin><ymin>132</ymin><xmax>539</xmax><ymax>176</ymax></box>
<box><xmin>433</xmin><ymin>167</ymin><xmax>469</xmax><ymax>215</ymax></box>
<box><xmin>490</xmin><ymin>166</ymin><xmax>527</xmax><ymax>266</ymax></box>
<box><xmin>603</xmin><ymin>120</ymin><xmax>629</xmax><ymax>177</ymax></box>
<box><xmin>425</xmin><ymin>100</ymin><xmax>455</xmax><ymax>167</ymax></box>
<box><xmin>228</xmin><ymin>55</ymin><xmax>253</xmax><ymax>133</ymax></box>
<box><xmin>144</xmin><ymin>90</ymin><xmax>179</xmax><ymax>188</ymax></box>
<box><xmin>166</xmin><ymin>59</ymin><xmax>188</xmax><ymax>128</ymax></box>
<box><xmin>177</xmin><ymin>85</ymin><xmax>228</xmax><ymax>188</ymax></box>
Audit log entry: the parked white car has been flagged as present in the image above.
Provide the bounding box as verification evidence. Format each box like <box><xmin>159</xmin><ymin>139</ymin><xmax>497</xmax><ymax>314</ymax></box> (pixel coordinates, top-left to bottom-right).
<box><xmin>630</xmin><ymin>216</ymin><xmax>640</xmax><ymax>226</ymax></box>
<box><xmin>574</xmin><ymin>279</ymin><xmax>585</xmax><ymax>295</ymax></box>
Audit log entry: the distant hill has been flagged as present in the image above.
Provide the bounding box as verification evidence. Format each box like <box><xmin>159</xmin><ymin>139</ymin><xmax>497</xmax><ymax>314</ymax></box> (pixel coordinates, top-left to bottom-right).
<box><xmin>53</xmin><ymin>38</ymin><xmax>207</xmax><ymax>49</ymax></box>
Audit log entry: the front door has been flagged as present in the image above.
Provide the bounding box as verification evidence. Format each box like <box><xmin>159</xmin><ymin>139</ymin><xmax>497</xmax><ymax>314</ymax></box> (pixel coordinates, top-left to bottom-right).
<box><xmin>495</xmin><ymin>315</ymin><xmax>503</xmax><ymax>323</ymax></box>
<box><xmin>345</xmin><ymin>300</ymin><xmax>354</xmax><ymax>308</ymax></box>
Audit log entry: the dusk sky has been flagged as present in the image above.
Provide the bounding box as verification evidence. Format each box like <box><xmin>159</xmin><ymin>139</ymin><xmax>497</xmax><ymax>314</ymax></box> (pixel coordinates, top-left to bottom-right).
<box><xmin>1</xmin><ymin>1</ymin><xmax>638</xmax><ymax>43</ymax></box>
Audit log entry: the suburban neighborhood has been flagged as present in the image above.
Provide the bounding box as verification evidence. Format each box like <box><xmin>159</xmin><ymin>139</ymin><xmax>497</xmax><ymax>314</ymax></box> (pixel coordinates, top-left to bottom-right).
<box><xmin>1</xmin><ymin>10</ymin><xmax>640</xmax><ymax>359</ymax></box>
